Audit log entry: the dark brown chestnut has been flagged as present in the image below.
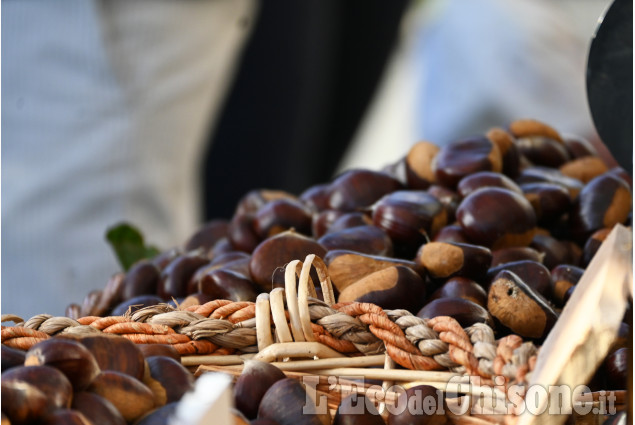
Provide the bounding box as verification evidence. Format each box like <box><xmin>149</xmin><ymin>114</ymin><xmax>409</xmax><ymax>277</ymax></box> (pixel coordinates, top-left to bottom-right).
<box><xmin>404</xmin><ymin>141</ymin><xmax>439</xmax><ymax>189</ymax></box>
<box><xmin>183</xmin><ymin>219</ymin><xmax>229</xmax><ymax>252</ymax></box>
<box><xmin>569</xmin><ymin>173</ymin><xmax>632</xmax><ymax>243</ymax></box>
<box><xmin>249</xmin><ymin>230</ymin><xmax>327</xmax><ymax>290</ymax></box>
<box><xmin>137</xmin><ymin>344</ymin><xmax>181</xmax><ymax>362</ymax></box>
<box><xmin>111</xmin><ymin>295</ymin><xmax>163</xmax><ymax>316</ymax></box>
<box><xmin>72</xmin><ymin>392</ymin><xmax>126</xmax><ymax>425</ymax></box>
<box><xmin>426</xmin><ymin>185</ymin><xmax>460</xmax><ymax>223</ymax></box>
<box><xmin>559</xmin><ymin>156</ymin><xmax>608</xmax><ymax>184</ymax></box>
<box><xmin>257</xmin><ymin>378</ymin><xmax>331</xmax><ymax>425</ymax></box>
<box><xmin>312</xmin><ymin>209</ymin><xmax>347</xmax><ymax>239</ymax></box>
<box><xmin>327</xmin><ymin>169</ymin><xmax>403</xmax><ymax>212</ymax></box>
<box><xmin>319</xmin><ymin>225</ymin><xmax>393</xmax><ymax>257</ymax></box>
<box><xmin>1</xmin><ymin>344</ymin><xmax>26</xmax><ymax>372</ymax></box>
<box><xmin>198</xmin><ymin>268</ymin><xmax>260</xmax><ymax>302</ymax></box>
<box><xmin>415</xmin><ymin>241</ymin><xmax>491</xmax><ymax>282</ymax></box>
<box><xmin>1</xmin><ymin>379</ymin><xmax>51</xmax><ymax>425</ymax></box>
<box><xmin>515</xmin><ymin>166</ymin><xmax>584</xmax><ymax>200</ymax></box>
<box><xmin>456</xmin><ymin>187</ymin><xmax>537</xmax><ymax>249</ymax></box>
<box><xmin>208</xmin><ymin>237</ymin><xmax>237</xmax><ymax>259</ymax></box>
<box><xmin>428</xmin><ymin>277</ymin><xmax>488</xmax><ymax>308</ymax></box>
<box><xmin>515</xmin><ymin>134</ymin><xmax>570</xmax><ymax>168</ymax></box>
<box><xmin>228</xmin><ymin>213</ymin><xmax>262</xmax><ymax>253</ymax></box>
<box><xmin>432</xmin><ymin>225</ymin><xmax>470</xmax><ymax>244</ymax></box>
<box><xmin>254</xmin><ymin>198</ymin><xmax>314</xmax><ymax>238</ymax></box>
<box><xmin>134</xmin><ymin>402</ymin><xmax>179</xmax><ymax>425</ymax></box>
<box><xmin>25</xmin><ymin>338</ymin><xmax>100</xmax><ymax>391</ymax></box>
<box><xmin>300</xmin><ymin>183</ymin><xmax>332</xmax><ymax>212</ymax></box>
<box><xmin>486</xmin><ymin>260</ymin><xmax>551</xmax><ymax>298</ymax></box>
<box><xmin>326</xmin><ymin>212</ymin><xmax>374</xmax><ymax>235</ymax></box>
<box><xmin>88</xmin><ymin>371</ymin><xmax>156</xmax><ymax>422</ymax></box>
<box><xmin>457</xmin><ymin>171</ymin><xmax>522</xmax><ymax>198</ymax></box>
<box><xmin>488</xmin><ymin>270</ymin><xmax>557</xmax><ymax>339</ymax></box>
<box><xmin>417</xmin><ymin>297</ymin><xmax>493</xmax><ymax>328</ymax></box>
<box><xmin>2</xmin><ymin>365</ymin><xmax>73</xmax><ymax>411</ymax></box>
<box><xmin>338</xmin><ymin>266</ymin><xmax>427</xmax><ymax>314</ymax></box>
<box><xmin>562</xmin><ymin>134</ymin><xmax>598</xmax><ymax>159</ymax></box>
<box><xmin>433</xmin><ymin>136</ymin><xmax>502</xmax><ymax>188</ymax></box>
<box><xmin>530</xmin><ymin>233</ymin><xmax>576</xmax><ymax>270</ymax></box>
<box><xmin>158</xmin><ymin>252</ymin><xmax>210</xmax><ymax>299</ymax></box>
<box><xmin>519</xmin><ymin>182</ymin><xmax>571</xmax><ymax>224</ymax></box>
<box><xmin>582</xmin><ymin>227</ymin><xmax>611</xmax><ymax>266</ymax></box>
<box><xmin>91</xmin><ymin>272</ymin><xmax>126</xmax><ymax>317</ymax></box>
<box><xmin>234</xmin><ymin>360</ymin><xmax>286</xmax><ymax>419</ymax></box>
<box><xmin>65</xmin><ymin>303</ymin><xmax>82</xmax><ymax>320</ymax></box>
<box><xmin>333</xmin><ymin>394</ymin><xmax>385</xmax><ymax>425</ymax></box>
<box><xmin>39</xmin><ymin>409</ymin><xmax>92</xmax><ymax>425</ymax></box>
<box><xmin>78</xmin><ymin>334</ymin><xmax>146</xmax><ymax>381</ymax></box>
<box><xmin>144</xmin><ymin>356</ymin><xmax>194</xmax><ymax>404</ymax></box>
<box><xmin>235</xmin><ymin>189</ymin><xmax>297</xmax><ymax>216</ymax></box>
<box><xmin>371</xmin><ymin>191</ymin><xmax>446</xmax><ymax>258</ymax></box>
<box><xmin>491</xmin><ymin>246</ymin><xmax>544</xmax><ymax>266</ymax></box>
<box><xmin>605</xmin><ymin>348</ymin><xmax>628</xmax><ymax>390</ymax></box>
<box><xmin>151</xmin><ymin>248</ymin><xmax>183</xmax><ymax>271</ymax></box>
<box><xmin>122</xmin><ymin>260</ymin><xmax>161</xmax><ymax>301</ymax></box>
<box><xmin>387</xmin><ymin>384</ymin><xmax>446</xmax><ymax>425</ymax></box>
<box><xmin>486</xmin><ymin>127</ymin><xmax>520</xmax><ymax>178</ymax></box>
<box><xmin>80</xmin><ymin>290</ymin><xmax>103</xmax><ymax>317</ymax></box>
<box><xmin>324</xmin><ymin>250</ymin><xmax>422</xmax><ymax>292</ymax></box>
<box><xmin>550</xmin><ymin>264</ymin><xmax>584</xmax><ymax>307</ymax></box>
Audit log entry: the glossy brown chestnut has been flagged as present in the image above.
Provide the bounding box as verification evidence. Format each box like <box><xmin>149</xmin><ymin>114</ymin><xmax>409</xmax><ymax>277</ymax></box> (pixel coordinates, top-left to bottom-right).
<box><xmin>562</xmin><ymin>134</ymin><xmax>598</xmax><ymax>159</ymax></box>
<box><xmin>257</xmin><ymin>378</ymin><xmax>331</xmax><ymax>425</ymax></box>
<box><xmin>415</xmin><ymin>242</ymin><xmax>491</xmax><ymax>282</ymax></box>
<box><xmin>91</xmin><ymin>272</ymin><xmax>126</xmax><ymax>317</ymax></box>
<box><xmin>324</xmin><ymin>250</ymin><xmax>421</xmax><ymax>292</ymax></box>
<box><xmin>457</xmin><ymin>171</ymin><xmax>522</xmax><ymax>198</ymax></box>
<box><xmin>433</xmin><ymin>136</ymin><xmax>502</xmax><ymax>188</ymax></box>
<box><xmin>515</xmin><ymin>166</ymin><xmax>584</xmax><ymax>200</ymax></box>
<box><xmin>318</xmin><ymin>225</ymin><xmax>393</xmax><ymax>257</ymax></box>
<box><xmin>404</xmin><ymin>141</ymin><xmax>439</xmax><ymax>189</ymax></box>
<box><xmin>300</xmin><ymin>183</ymin><xmax>332</xmax><ymax>212</ymax></box>
<box><xmin>80</xmin><ymin>290</ymin><xmax>103</xmax><ymax>317</ymax></box>
<box><xmin>183</xmin><ymin>219</ymin><xmax>229</xmax><ymax>252</ymax></box>
<box><xmin>569</xmin><ymin>173</ymin><xmax>632</xmax><ymax>243</ymax></box>
<box><xmin>387</xmin><ymin>384</ymin><xmax>447</xmax><ymax>425</ymax></box>
<box><xmin>87</xmin><ymin>370</ymin><xmax>156</xmax><ymax>422</ymax></box>
<box><xmin>490</xmin><ymin>246</ymin><xmax>544</xmax><ymax>266</ymax></box>
<box><xmin>158</xmin><ymin>252</ymin><xmax>210</xmax><ymax>299</ymax></box>
<box><xmin>72</xmin><ymin>392</ymin><xmax>126</xmax><ymax>425</ymax></box>
<box><xmin>333</xmin><ymin>394</ymin><xmax>385</xmax><ymax>425</ymax></box>
<box><xmin>137</xmin><ymin>344</ymin><xmax>181</xmax><ymax>362</ymax></box>
<box><xmin>2</xmin><ymin>365</ymin><xmax>73</xmax><ymax>411</ymax></box>
<box><xmin>515</xmin><ymin>134</ymin><xmax>570</xmax><ymax>168</ymax></box>
<box><xmin>144</xmin><ymin>356</ymin><xmax>194</xmax><ymax>404</ymax></box>
<box><xmin>234</xmin><ymin>360</ymin><xmax>287</xmax><ymax>419</ymax></box>
<box><xmin>78</xmin><ymin>334</ymin><xmax>146</xmax><ymax>380</ymax></box>
<box><xmin>371</xmin><ymin>191</ymin><xmax>447</xmax><ymax>257</ymax></box>
<box><xmin>1</xmin><ymin>344</ymin><xmax>26</xmax><ymax>372</ymax></box>
<box><xmin>417</xmin><ymin>297</ymin><xmax>493</xmax><ymax>328</ymax></box>
<box><xmin>1</xmin><ymin>380</ymin><xmax>51</xmax><ymax>425</ymax></box>
<box><xmin>249</xmin><ymin>230</ymin><xmax>327</xmax><ymax>289</ymax></box>
<box><xmin>25</xmin><ymin>338</ymin><xmax>100</xmax><ymax>391</ymax></box>
<box><xmin>327</xmin><ymin>169</ymin><xmax>403</xmax><ymax>212</ymax></box>
<box><xmin>122</xmin><ymin>260</ymin><xmax>161</xmax><ymax>301</ymax></box>
<box><xmin>111</xmin><ymin>295</ymin><xmax>163</xmax><ymax>316</ymax></box>
<box><xmin>428</xmin><ymin>277</ymin><xmax>487</xmax><ymax>308</ymax></box>
<box><xmin>151</xmin><ymin>248</ymin><xmax>183</xmax><ymax>271</ymax></box>
<box><xmin>550</xmin><ymin>264</ymin><xmax>584</xmax><ymax>306</ymax></box>
<box><xmin>486</xmin><ymin>127</ymin><xmax>520</xmax><ymax>178</ymax></box>
<box><xmin>582</xmin><ymin>227</ymin><xmax>611</xmax><ymax>267</ymax></box>
<box><xmin>456</xmin><ymin>187</ymin><xmax>537</xmax><ymax>249</ymax></box>
<box><xmin>426</xmin><ymin>185</ymin><xmax>460</xmax><ymax>223</ymax></box>
<box><xmin>38</xmin><ymin>409</ymin><xmax>92</xmax><ymax>425</ymax></box>
<box><xmin>209</xmin><ymin>236</ymin><xmax>236</xmax><ymax>259</ymax></box>
<box><xmin>312</xmin><ymin>210</ymin><xmax>346</xmax><ymax>239</ymax></box>
<box><xmin>488</xmin><ymin>270</ymin><xmax>557</xmax><ymax>339</ymax></box>
<box><xmin>530</xmin><ymin>233</ymin><xmax>577</xmax><ymax>270</ymax></box>
<box><xmin>559</xmin><ymin>156</ymin><xmax>608</xmax><ymax>184</ymax></box>
<box><xmin>228</xmin><ymin>213</ymin><xmax>262</xmax><ymax>253</ymax></box>
<box><xmin>254</xmin><ymin>198</ymin><xmax>314</xmax><ymax>238</ymax></box>
<box><xmin>432</xmin><ymin>225</ymin><xmax>469</xmax><ymax>244</ymax></box>
<box><xmin>326</xmin><ymin>212</ymin><xmax>374</xmax><ymax>235</ymax></box>
<box><xmin>198</xmin><ymin>268</ymin><xmax>259</xmax><ymax>302</ymax></box>
<box><xmin>235</xmin><ymin>189</ymin><xmax>297</xmax><ymax>216</ymax></box>
<box><xmin>339</xmin><ymin>266</ymin><xmax>427</xmax><ymax>313</ymax></box>
<box><xmin>486</xmin><ymin>260</ymin><xmax>551</xmax><ymax>298</ymax></box>
<box><xmin>519</xmin><ymin>182</ymin><xmax>571</xmax><ymax>224</ymax></box>
<box><xmin>134</xmin><ymin>402</ymin><xmax>178</xmax><ymax>425</ymax></box>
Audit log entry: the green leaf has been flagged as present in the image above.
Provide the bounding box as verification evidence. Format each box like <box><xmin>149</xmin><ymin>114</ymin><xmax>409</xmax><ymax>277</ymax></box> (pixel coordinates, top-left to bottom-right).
<box><xmin>105</xmin><ymin>222</ymin><xmax>160</xmax><ymax>271</ymax></box>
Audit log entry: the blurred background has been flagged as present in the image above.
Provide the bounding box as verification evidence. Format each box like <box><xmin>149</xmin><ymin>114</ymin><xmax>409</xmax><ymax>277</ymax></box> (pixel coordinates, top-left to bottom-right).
<box><xmin>1</xmin><ymin>0</ymin><xmax>618</xmax><ymax>318</ymax></box>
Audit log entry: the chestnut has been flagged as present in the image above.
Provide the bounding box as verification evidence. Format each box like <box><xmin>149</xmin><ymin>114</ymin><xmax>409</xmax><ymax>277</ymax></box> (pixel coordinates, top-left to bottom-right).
<box><xmin>78</xmin><ymin>334</ymin><xmax>146</xmax><ymax>380</ymax></box>
<box><xmin>122</xmin><ymin>259</ymin><xmax>161</xmax><ymax>301</ymax></box>
<box><xmin>426</xmin><ymin>185</ymin><xmax>460</xmax><ymax>223</ymax></box>
<box><xmin>530</xmin><ymin>233</ymin><xmax>576</xmax><ymax>270</ymax></box>
<box><xmin>515</xmin><ymin>134</ymin><xmax>570</xmax><ymax>168</ymax></box>
<box><xmin>72</xmin><ymin>392</ymin><xmax>126</xmax><ymax>425</ymax></box>
<box><xmin>605</xmin><ymin>348</ymin><xmax>628</xmax><ymax>390</ymax></box>
<box><xmin>235</xmin><ymin>189</ymin><xmax>297</xmax><ymax>216</ymax></box>
<box><xmin>144</xmin><ymin>356</ymin><xmax>194</xmax><ymax>404</ymax></box>
<box><xmin>582</xmin><ymin>227</ymin><xmax>611</xmax><ymax>266</ymax></box>
<box><xmin>486</xmin><ymin>260</ymin><xmax>551</xmax><ymax>298</ymax></box>
<box><xmin>433</xmin><ymin>136</ymin><xmax>502</xmax><ymax>188</ymax></box>
<box><xmin>509</xmin><ymin>118</ymin><xmax>563</xmax><ymax>143</ymax></box>
<box><xmin>456</xmin><ymin>187</ymin><xmax>537</xmax><ymax>249</ymax></box>
<box><xmin>457</xmin><ymin>171</ymin><xmax>522</xmax><ymax>198</ymax></box>
<box><xmin>1</xmin><ymin>379</ymin><xmax>50</xmax><ymax>425</ymax></box>
<box><xmin>488</xmin><ymin>270</ymin><xmax>557</xmax><ymax>339</ymax></box>
<box><xmin>234</xmin><ymin>360</ymin><xmax>286</xmax><ymax>419</ymax></box>
<box><xmin>208</xmin><ymin>237</ymin><xmax>237</xmax><ymax>259</ymax></box>
<box><xmin>87</xmin><ymin>370</ymin><xmax>156</xmax><ymax>422</ymax></box>
<box><xmin>562</xmin><ymin>134</ymin><xmax>598</xmax><ymax>159</ymax></box>
<box><xmin>198</xmin><ymin>268</ymin><xmax>260</xmax><ymax>302</ymax></box>
<box><xmin>134</xmin><ymin>402</ymin><xmax>178</xmax><ymax>425</ymax></box>
<box><xmin>333</xmin><ymin>394</ymin><xmax>385</xmax><ymax>425</ymax></box>
<box><xmin>324</xmin><ymin>250</ymin><xmax>421</xmax><ymax>292</ymax></box>
<box><xmin>387</xmin><ymin>384</ymin><xmax>446</xmax><ymax>425</ymax></box>
<box><xmin>25</xmin><ymin>338</ymin><xmax>101</xmax><ymax>391</ymax></box>
<box><xmin>550</xmin><ymin>264</ymin><xmax>584</xmax><ymax>307</ymax></box>
<box><xmin>65</xmin><ymin>303</ymin><xmax>82</xmax><ymax>320</ymax></box>
<box><xmin>327</xmin><ymin>169</ymin><xmax>403</xmax><ymax>212</ymax></box>
<box><xmin>338</xmin><ymin>266</ymin><xmax>427</xmax><ymax>314</ymax></box>
<box><xmin>519</xmin><ymin>182</ymin><xmax>571</xmax><ymax>224</ymax></box>
<box><xmin>300</xmin><ymin>183</ymin><xmax>332</xmax><ymax>212</ymax></box>
<box><xmin>326</xmin><ymin>212</ymin><xmax>374</xmax><ymax>235</ymax></box>
<box><xmin>258</xmin><ymin>378</ymin><xmax>331</xmax><ymax>425</ymax></box>
<box><xmin>318</xmin><ymin>225</ymin><xmax>393</xmax><ymax>257</ymax></box>
<box><xmin>371</xmin><ymin>191</ymin><xmax>446</xmax><ymax>258</ymax></box>
<box><xmin>38</xmin><ymin>409</ymin><xmax>92</xmax><ymax>425</ymax></box>
<box><xmin>515</xmin><ymin>166</ymin><xmax>584</xmax><ymax>200</ymax></box>
<box><xmin>428</xmin><ymin>277</ymin><xmax>488</xmax><ymax>308</ymax></box>
<box><xmin>80</xmin><ymin>290</ymin><xmax>103</xmax><ymax>317</ymax></box>
<box><xmin>151</xmin><ymin>248</ymin><xmax>183</xmax><ymax>271</ymax></box>
<box><xmin>415</xmin><ymin>241</ymin><xmax>491</xmax><ymax>282</ymax></box>
<box><xmin>417</xmin><ymin>297</ymin><xmax>493</xmax><ymax>328</ymax></box>
<box><xmin>432</xmin><ymin>225</ymin><xmax>469</xmax><ymax>244</ymax></box>
<box><xmin>2</xmin><ymin>365</ymin><xmax>73</xmax><ymax>411</ymax></box>
<box><xmin>1</xmin><ymin>344</ymin><xmax>26</xmax><ymax>372</ymax></box>
<box><xmin>91</xmin><ymin>272</ymin><xmax>126</xmax><ymax>317</ymax></box>
<box><xmin>312</xmin><ymin>209</ymin><xmax>346</xmax><ymax>239</ymax></box>
<box><xmin>249</xmin><ymin>230</ymin><xmax>327</xmax><ymax>290</ymax></box>
<box><xmin>228</xmin><ymin>213</ymin><xmax>262</xmax><ymax>253</ymax></box>
<box><xmin>137</xmin><ymin>344</ymin><xmax>181</xmax><ymax>362</ymax></box>
<box><xmin>491</xmin><ymin>246</ymin><xmax>544</xmax><ymax>266</ymax></box>
<box><xmin>569</xmin><ymin>173</ymin><xmax>632</xmax><ymax>243</ymax></box>
<box><xmin>183</xmin><ymin>219</ymin><xmax>229</xmax><ymax>252</ymax></box>
<box><xmin>254</xmin><ymin>198</ymin><xmax>314</xmax><ymax>239</ymax></box>
<box><xmin>486</xmin><ymin>127</ymin><xmax>520</xmax><ymax>178</ymax></box>
<box><xmin>404</xmin><ymin>141</ymin><xmax>439</xmax><ymax>189</ymax></box>
<box><xmin>158</xmin><ymin>252</ymin><xmax>210</xmax><ymax>299</ymax></box>
<box><xmin>559</xmin><ymin>156</ymin><xmax>608</xmax><ymax>184</ymax></box>
<box><xmin>111</xmin><ymin>295</ymin><xmax>163</xmax><ymax>316</ymax></box>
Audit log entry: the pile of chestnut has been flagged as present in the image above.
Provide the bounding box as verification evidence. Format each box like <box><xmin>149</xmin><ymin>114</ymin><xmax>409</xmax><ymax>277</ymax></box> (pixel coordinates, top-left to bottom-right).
<box><xmin>1</xmin><ymin>334</ymin><xmax>193</xmax><ymax>424</ymax></box>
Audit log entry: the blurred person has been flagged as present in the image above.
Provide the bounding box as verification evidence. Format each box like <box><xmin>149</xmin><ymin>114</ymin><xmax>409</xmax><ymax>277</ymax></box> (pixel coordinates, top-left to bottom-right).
<box><xmin>2</xmin><ymin>0</ymin><xmax>256</xmax><ymax>318</ymax></box>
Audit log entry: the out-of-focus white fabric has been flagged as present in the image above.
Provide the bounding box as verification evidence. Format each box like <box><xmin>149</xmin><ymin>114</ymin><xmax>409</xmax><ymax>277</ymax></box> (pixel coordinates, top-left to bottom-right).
<box><xmin>2</xmin><ymin>0</ymin><xmax>256</xmax><ymax>318</ymax></box>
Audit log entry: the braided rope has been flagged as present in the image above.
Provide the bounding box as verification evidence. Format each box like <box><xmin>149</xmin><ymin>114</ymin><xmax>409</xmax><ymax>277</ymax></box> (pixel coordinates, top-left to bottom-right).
<box><xmin>1</xmin><ymin>255</ymin><xmax>538</xmax><ymax>383</ymax></box>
